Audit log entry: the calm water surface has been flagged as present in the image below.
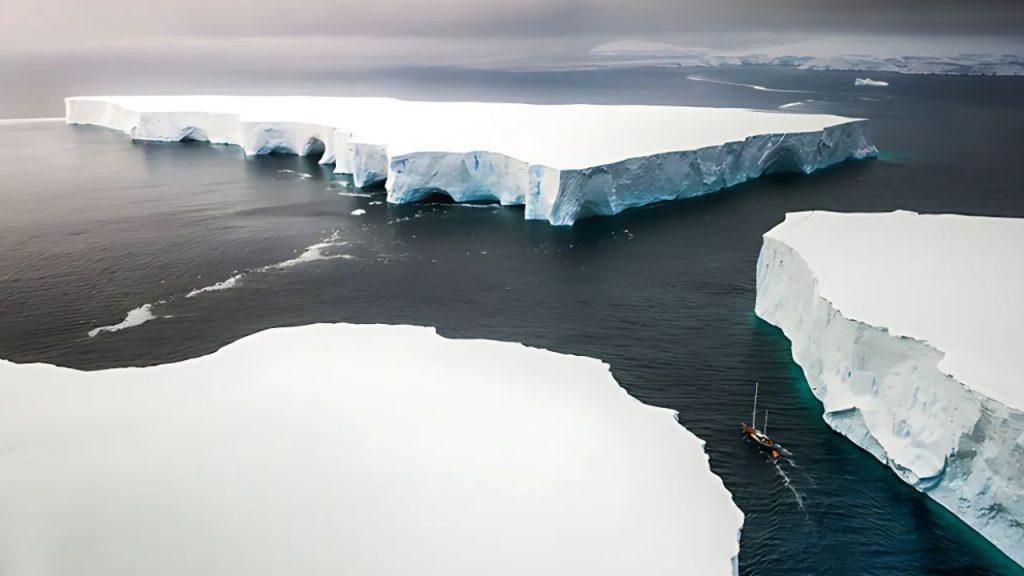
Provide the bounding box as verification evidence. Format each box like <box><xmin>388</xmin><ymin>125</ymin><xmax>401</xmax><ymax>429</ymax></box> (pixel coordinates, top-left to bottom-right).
<box><xmin>1</xmin><ymin>66</ymin><xmax>1022</xmax><ymax>575</ymax></box>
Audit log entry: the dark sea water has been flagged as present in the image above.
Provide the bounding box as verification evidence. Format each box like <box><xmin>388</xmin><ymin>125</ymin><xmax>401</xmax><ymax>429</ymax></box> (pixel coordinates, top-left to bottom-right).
<box><xmin>1</xmin><ymin>65</ymin><xmax>1023</xmax><ymax>575</ymax></box>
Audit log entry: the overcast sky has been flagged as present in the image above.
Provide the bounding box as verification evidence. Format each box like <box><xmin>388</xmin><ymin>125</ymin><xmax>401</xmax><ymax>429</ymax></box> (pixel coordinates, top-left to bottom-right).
<box><xmin>2</xmin><ymin>0</ymin><xmax>1022</xmax><ymax>54</ymax></box>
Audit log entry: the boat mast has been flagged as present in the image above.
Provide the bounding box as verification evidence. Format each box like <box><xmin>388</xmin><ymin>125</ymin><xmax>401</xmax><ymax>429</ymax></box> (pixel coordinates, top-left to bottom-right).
<box><xmin>752</xmin><ymin>382</ymin><xmax>758</xmax><ymax>428</ymax></box>
<box><xmin>764</xmin><ymin>410</ymin><xmax>768</xmax><ymax>436</ymax></box>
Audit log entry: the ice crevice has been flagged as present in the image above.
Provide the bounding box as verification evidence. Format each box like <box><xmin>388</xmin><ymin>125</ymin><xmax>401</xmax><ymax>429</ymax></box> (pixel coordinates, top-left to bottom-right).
<box><xmin>755</xmin><ymin>211</ymin><xmax>1024</xmax><ymax>567</ymax></box>
<box><xmin>66</xmin><ymin>95</ymin><xmax>876</xmax><ymax>226</ymax></box>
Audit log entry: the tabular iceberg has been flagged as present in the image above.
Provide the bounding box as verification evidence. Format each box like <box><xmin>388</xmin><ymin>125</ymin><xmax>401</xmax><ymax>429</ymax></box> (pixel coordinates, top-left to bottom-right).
<box><xmin>855</xmin><ymin>78</ymin><xmax>890</xmax><ymax>87</ymax></box>
<box><xmin>0</xmin><ymin>323</ymin><xmax>743</xmax><ymax>576</ymax></box>
<box><xmin>66</xmin><ymin>95</ymin><xmax>876</xmax><ymax>226</ymax></box>
<box><xmin>755</xmin><ymin>211</ymin><xmax>1024</xmax><ymax>566</ymax></box>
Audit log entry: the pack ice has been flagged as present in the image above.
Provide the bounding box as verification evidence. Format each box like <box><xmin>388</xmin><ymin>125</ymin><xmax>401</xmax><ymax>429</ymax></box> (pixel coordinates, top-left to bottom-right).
<box><xmin>0</xmin><ymin>323</ymin><xmax>744</xmax><ymax>576</ymax></box>
<box><xmin>66</xmin><ymin>95</ymin><xmax>876</xmax><ymax>226</ymax></box>
<box><xmin>755</xmin><ymin>211</ymin><xmax>1024</xmax><ymax>566</ymax></box>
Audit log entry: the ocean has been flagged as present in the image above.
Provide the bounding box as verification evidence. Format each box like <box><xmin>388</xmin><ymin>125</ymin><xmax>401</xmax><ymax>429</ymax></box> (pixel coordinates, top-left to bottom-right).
<box><xmin>1</xmin><ymin>63</ymin><xmax>1022</xmax><ymax>575</ymax></box>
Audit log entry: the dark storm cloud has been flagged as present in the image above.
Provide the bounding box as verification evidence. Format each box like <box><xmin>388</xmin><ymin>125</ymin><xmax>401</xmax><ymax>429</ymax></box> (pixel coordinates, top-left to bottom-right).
<box><xmin>1</xmin><ymin>0</ymin><xmax>1021</xmax><ymax>52</ymax></box>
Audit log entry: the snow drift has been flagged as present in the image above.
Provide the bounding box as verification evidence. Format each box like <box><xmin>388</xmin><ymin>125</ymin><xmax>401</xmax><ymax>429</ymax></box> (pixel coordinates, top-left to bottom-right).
<box><xmin>755</xmin><ymin>211</ymin><xmax>1024</xmax><ymax>567</ymax></box>
<box><xmin>0</xmin><ymin>323</ymin><xmax>744</xmax><ymax>576</ymax></box>
<box><xmin>66</xmin><ymin>95</ymin><xmax>875</xmax><ymax>226</ymax></box>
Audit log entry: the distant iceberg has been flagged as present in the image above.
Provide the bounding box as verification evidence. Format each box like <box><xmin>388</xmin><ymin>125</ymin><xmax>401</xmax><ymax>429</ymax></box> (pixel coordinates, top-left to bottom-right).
<box><xmin>67</xmin><ymin>95</ymin><xmax>876</xmax><ymax>226</ymax></box>
<box><xmin>854</xmin><ymin>78</ymin><xmax>889</xmax><ymax>87</ymax></box>
<box><xmin>755</xmin><ymin>211</ymin><xmax>1024</xmax><ymax>567</ymax></box>
<box><xmin>0</xmin><ymin>323</ymin><xmax>744</xmax><ymax>575</ymax></box>
<box><xmin>586</xmin><ymin>36</ymin><xmax>1024</xmax><ymax>76</ymax></box>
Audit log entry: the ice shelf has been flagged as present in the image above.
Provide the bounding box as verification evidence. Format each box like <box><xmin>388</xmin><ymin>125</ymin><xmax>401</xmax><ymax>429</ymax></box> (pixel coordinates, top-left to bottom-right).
<box><xmin>66</xmin><ymin>95</ymin><xmax>876</xmax><ymax>225</ymax></box>
<box><xmin>755</xmin><ymin>210</ymin><xmax>1024</xmax><ymax>566</ymax></box>
<box><xmin>0</xmin><ymin>323</ymin><xmax>744</xmax><ymax>576</ymax></box>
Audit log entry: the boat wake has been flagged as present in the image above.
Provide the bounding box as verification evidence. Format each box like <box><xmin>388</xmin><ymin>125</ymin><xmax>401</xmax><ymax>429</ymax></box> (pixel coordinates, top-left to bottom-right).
<box><xmin>773</xmin><ymin>459</ymin><xmax>808</xmax><ymax>515</ymax></box>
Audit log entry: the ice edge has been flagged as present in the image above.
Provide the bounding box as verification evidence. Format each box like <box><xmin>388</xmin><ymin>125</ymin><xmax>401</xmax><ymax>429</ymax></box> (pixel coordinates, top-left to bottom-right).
<box><xmin>65</xmin><ymin>96</ymin><xmax>876</xmax><ymax>226</ymax></box>
<box><xmin>754</xmin><ymin>222</ymin><xmax>1024</xmax><ymax>567</ymax></box>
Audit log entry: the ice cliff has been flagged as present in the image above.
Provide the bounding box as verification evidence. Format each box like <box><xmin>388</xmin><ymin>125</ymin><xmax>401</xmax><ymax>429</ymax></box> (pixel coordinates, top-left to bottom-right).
<box><xmin>66</xmin><ymin>95</ymin><xmax>875</xmax><ymax>226</ymax></box>
<box><xmin>0</xmin><ymin>323</ymin><xmax>743</xmax><ymax>575</ymax></box>
<box><xmin>755</xmin><ymin>211</ymin><xmax>1024</xmax><ymax>567</ymax></box>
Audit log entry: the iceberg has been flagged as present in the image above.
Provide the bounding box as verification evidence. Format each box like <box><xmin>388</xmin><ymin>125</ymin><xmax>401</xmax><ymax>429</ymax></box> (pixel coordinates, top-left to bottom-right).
<box><xmin>587</xmin><ymin>37</ymin><xmax>1024</xmax><ymax>76</ymax></box>
<box><xmin>66</xmin><ymin>95</ymin><xmax>876</xmax><ymax>226</ymax></box>
<box><xmin>755</xmin><ymin>211</ymin><xmax>1024</xmax><ymax>567</ymax></box>
<box><xmin>855</xmin><ymin>78</ymin><xmax>890</xmax><ymax>87</ymax></box>
<box><xmin>0</xmin><ymin>323</ymin><xmax>743</xmax><ymax>575</ymax></box>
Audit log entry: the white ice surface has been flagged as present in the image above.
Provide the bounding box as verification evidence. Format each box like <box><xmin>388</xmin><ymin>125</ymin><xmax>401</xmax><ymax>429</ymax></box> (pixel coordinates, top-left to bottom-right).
<box><xmin>0</xmin><ymin>323</ymin><xmax>743</xmax><ymax>576</ymax></box>
<box><xmin>66</xmin><ymin>95</ymin><xmax>874</xmax><ymax>225</ymax></box>
<box><xmin>67</xmin><ymin>95</ymin><xmax>861</xmax><ymax>171</ymax></box>
<box><xmin>764</xmin><ymin>210</ymin><xmax>1023</xmax><ymax>411</ymax></box>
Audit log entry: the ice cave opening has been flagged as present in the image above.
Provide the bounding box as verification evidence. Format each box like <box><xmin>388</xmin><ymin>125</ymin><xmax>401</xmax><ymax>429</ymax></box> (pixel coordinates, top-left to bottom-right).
<box><xmin>179</xmin><ymin>127</ymin><xmax>210</xmax><ymax>142</ymax></box>
<box><xmin>302</xmin><ymin>137</ymin><xmax>326</xmax><ymax>161</ymax></box>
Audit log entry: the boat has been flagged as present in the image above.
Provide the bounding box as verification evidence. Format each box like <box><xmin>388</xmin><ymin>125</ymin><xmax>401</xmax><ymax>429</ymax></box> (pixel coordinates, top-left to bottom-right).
<box><xmin>741</xmin><ymin>382</ymin><xmax>782</xmax><ymax>459</ymax></box>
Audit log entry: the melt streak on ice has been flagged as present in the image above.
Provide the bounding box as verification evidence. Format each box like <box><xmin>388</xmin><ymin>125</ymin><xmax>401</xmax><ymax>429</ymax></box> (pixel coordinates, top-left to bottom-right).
<box><xmin>66</xmin><ymin>95</ymin><xmax>875</xmax><ymax>226</ymax></box>
<box><xmin>0</xmin><ymin>323</ymin><xmax>743</xmax><ymax>576</ymax></box>
<box><xmin>755</xmin><ymin>210</ymin><xmax>1024</xmax><ymax>566</ymax></box>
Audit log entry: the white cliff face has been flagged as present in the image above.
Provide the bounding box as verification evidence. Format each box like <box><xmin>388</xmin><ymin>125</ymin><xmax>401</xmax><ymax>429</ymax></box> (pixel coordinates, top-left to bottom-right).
<box><xmin>0</xmin><ymin>323</ymin><xmax>743</xmax><ymax>576</ymax></box>
<box><xmin>66</xmin><ymin>95</ymin><xmax>875</xmax><ymax>225</ymax></box>
<box><xmin>525</xmin><ymin>123</ymin><xmax>874</xmax><ymax>226</ymax></box>
<box><xmin>755</xmin><ymin>211</ymin><xmax>1024</xmax><ymax>567</ymax></box>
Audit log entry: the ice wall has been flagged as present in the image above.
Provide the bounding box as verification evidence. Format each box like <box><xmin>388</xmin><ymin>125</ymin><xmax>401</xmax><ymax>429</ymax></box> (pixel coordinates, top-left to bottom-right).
<box><xmin>0</xmin><ymin>323</ymin><xmax>743</xmax><ymax>576</ymax></box>
<box><xmin>521</xmin><ymin>123</ymin><xmax>874</xmax><ymax>226</ymax></box>
<box><xmin>67</xmin><ymin>96</ymin><xmax>875</xmax><ymax>225</ymax></box>
<box><xmin>755</xmin><ymin>211</ymin><xmax>1024</xmax><ymax>567</ymax></box>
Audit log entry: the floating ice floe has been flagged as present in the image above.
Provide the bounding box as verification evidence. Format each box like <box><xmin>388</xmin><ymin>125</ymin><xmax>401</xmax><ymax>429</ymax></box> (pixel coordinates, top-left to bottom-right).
<box><xmin>755</xmin><ymin>210</ymin><xmax>1024</xmax><ymax>567</ymax></box>
<box><xmin>90</xmin><ymin>231</ymin><xmax>354</xmax><ymax>337</ymax></box>
<box><xmin>66</xmin><ymin>95</ymin><xmax>876</xmax><ymax>226</ymax></box>
<box><xmin>854</xmin><ymin>78</ymin><xmax>889</xmax><ymax>87</ymax></box>
<box><xmin>185</xmin><ymin>274</ymin><xmax>242</xmax><ymax>298</ymax></box>
<box><xmin>87</xmin><ymin>303</ymin><xmax>160</xmax><ymax>337</ymax></box>
<box><xmin>0</xmin><ymin>323</ymin><xmax>744</xmax><ymax>575</ymax></box>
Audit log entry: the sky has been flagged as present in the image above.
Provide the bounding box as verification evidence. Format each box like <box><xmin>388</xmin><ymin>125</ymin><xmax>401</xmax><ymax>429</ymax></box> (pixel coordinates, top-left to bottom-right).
<box><xmin>2</xmin><ymin>0</ymin><xmax>1022</xmax><ymax>55</ymax></box>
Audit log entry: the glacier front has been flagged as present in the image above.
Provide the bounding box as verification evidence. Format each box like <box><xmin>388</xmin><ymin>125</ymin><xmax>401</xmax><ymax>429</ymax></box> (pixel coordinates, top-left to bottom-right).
<box><xmin>0</xmin><ymin>323</ymin><xmax>744</xmax><ymax>576</ymax></box>
<box><xmin>66</xmin><ymin>95</ymin><xmax>875</xmax><ymax>226</ymax></box>
<box><xmin>755</xmin><ymin>211</ymin><xmax>1024</xmax><ymax>566</ymax></box>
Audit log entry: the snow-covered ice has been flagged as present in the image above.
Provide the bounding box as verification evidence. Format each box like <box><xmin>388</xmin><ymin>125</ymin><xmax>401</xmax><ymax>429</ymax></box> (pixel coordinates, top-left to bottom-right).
<box><xmin>755</xmin><ymin>210</ymin><xmax>1024</xmax><ymax>566</ymax></box>
<box><xmin>588</xmin><ymin>36</ymin><xmax>1024</xmax><ymax>76</ymax></box>
<box><xmin>855</xmin><ymin>78</ymin><xmax>890</xmax><ymax>87</ymax></box>
<box><xmin>0</xmin><ymin>323</ymin><xmax>743</xmax><ymax>575</ymax></box>
<box><xmin>351</xmin><ymin>208</ymin><xmax>366</xmax><ymax>216</ymax></box>
<box><xmin>66</xmin><ymin>95</ymin><xmax>875</xmax><ymax>226</ymax></box>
